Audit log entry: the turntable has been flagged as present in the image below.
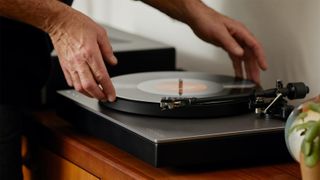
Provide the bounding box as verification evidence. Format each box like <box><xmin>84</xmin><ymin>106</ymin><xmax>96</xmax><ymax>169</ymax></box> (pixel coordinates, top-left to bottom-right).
<box><xmin>57</xmin><ymin>71</ymin><xmax>309</xmax><ymax>167</ymax></box>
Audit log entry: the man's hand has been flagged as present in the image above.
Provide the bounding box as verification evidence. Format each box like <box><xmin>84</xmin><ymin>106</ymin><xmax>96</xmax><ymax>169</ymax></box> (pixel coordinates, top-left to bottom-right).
<box><xmin>141</xmin><ymin>0</ymin><xmax>268</xmax><ymax>84</ymax></box>
<box><xmin>0</xmin><ymin>0</ymin><xmax>117</xmax><ymax>101</ymax></box>
<box><xmin>48</xmin><ymin>8</ymin><xmax>117</xmax><ymax>102</ymax></box>
<box><xmin>186</xmin><ymin>3</ymin><xmax>267</xmax><ymax>83</ymax></box>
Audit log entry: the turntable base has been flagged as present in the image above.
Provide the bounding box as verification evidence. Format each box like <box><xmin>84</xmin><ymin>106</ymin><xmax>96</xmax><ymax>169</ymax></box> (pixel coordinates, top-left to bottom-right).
<box><xmin>57</xmin><ymin>90</ymin><xmax>292</xmax><ymax>167</ymax></box>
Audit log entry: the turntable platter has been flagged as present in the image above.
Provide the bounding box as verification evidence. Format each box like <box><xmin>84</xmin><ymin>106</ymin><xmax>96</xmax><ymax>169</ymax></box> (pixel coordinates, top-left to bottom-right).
<box><xmin>100</xmin><ymin>71</ymin><xmax>258</xmax><ymax>118</ymax></box>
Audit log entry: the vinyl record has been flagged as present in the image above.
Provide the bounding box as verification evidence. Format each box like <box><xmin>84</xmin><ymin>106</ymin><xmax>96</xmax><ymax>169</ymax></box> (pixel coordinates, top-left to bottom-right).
<box><xmin>100</xmin><ymin>71</ymin><xmax>258</xmax><ymax>118</ymax></box>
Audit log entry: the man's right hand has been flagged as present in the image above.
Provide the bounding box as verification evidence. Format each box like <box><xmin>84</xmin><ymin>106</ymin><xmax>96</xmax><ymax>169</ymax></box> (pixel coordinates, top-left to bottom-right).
<box><xmin>0</xmin><ymin>0</ymin><xmax>117</xmax><ymax>101</ymax></box>
<box><xmin>48</xmin><ymin>8</ymin><xmax>117</xmax><ymax>102</ymax></box>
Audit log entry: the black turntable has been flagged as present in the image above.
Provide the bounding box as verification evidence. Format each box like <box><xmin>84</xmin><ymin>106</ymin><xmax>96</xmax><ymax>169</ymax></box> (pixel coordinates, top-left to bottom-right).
<box><xmin>57</xmin><ymin>71</ymin><xmax>309</xmax><ymax>167</ymax></box>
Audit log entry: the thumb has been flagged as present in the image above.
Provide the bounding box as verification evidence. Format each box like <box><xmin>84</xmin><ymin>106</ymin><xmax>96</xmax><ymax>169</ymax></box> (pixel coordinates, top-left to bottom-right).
<box><xmin>98</xmin><ymin>31</ymin><xmax>118</xmax><ymax>66</ymax></box>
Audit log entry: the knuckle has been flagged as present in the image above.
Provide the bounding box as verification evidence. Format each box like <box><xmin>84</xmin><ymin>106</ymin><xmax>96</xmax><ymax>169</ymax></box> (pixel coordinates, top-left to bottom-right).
<box><xmin>248</xmin><ymin>40</ymin><xmax>260</xmax><ymax>50</ymax></box>
<box><xmin>97</xmin><ymin>27</ymin><xmax>108</xmax><ymax>38</ymax></box>
<box><xmin>99</xmin><ymin>26</ymin><xmax>108</xmax><ymax>36</ymax></box>
<box><xmin>82</xmin><ymin>47</ymin><xmax>94</xmax><ymax>60</ymax></box>
<box><xmin>60</xmin><ymin>59</ymin><xmax>73</xmax><ymax>71</ymax></box>
<box><xmin>237</xmin><ymin>21</ymin><xmax>246</xmax><ymax>28</ymax></box>
<box><xmin>74</xmin><ymin>85</ymin><xmax>83</xmax><ymax>92</ymax></box>
<box><xmin>77</xmin><ymin>68</ymin><xmax>85</xmax><ymax>75</ymax></box>
<box><xmin>82</xmin><ymin>81</ymin><xmax>95</xmax><ymax>91</ymax></box>
<box><xmin>72</xmin><ymin>47</ymin><xmax>93</xmax><ymax>62</ymax></box>
<box><xmin>231</xmin><ymin>19</ymin><xmax>245</xmax><ymax>28</ymax></box>
<box><xmin>71</xmin><ymin>55</ymin><xmax>84</xmax><ymax>65</ymax></box>
<box><xmin>104</xmin><ymin>45</ymin><xmax>113</xmax><ymax>53</ymax></box>
<box><xmin>95</xmin><ymin>71</ymin><xmax>106</xmax><ymax>82</ymax></box>
<box><xmin>69</xmin><ymin>69</ymin><xmax>77</xmax><ymax>76</ymax></box>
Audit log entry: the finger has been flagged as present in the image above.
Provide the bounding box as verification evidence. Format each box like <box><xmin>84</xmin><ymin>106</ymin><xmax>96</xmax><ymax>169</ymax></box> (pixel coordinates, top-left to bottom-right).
<box><xmin>70</xmin><ymin>70</ymin><xmax>92</xmax><ymax>98</ymax></box>
<box><xmin>247</xmin><ymin>48</ymin><xmax>261</xmax><ymax>84</ymax></box>
<box><xmin>242</xmin><ymin>46</ymin><xmax>252</xmax><ymax>81</ymax></box>
<box><xmin>98</xmin><ymin>30</ymin><xmax>118</xmax><ymax>66</ymax></box>
<box><xmin>244</xmin><ymin>58</ymin><xmax>252</xmax><ymax>81</ymax></box>
<box><xmin>230</xmin><ymin>31</ymin><xmax>261</xmax><ymax>83</ymax></box>
<box><xmin>81</xmin><ymin>90</ymin><xmax>92</xmax><ymax>98</ymax></box>
<box><xmin>229</xmin><ymin>53</ymin><xmax>243</xmax><ymax>79</ymax></box>
<box><xmin>60</xmin><ymin>61</ymin><xmax>73</xmax><ymax>87</ymax></box>
<box><xmin>76</xmin><ymin>61</ymin><xmax>106</xmax><ymax>100</ymax></box>
<box><xmin>249</xmin><ymin>63</ymin><xmax>260</xmax><ymax>84</ymax></box>
<box><xmin>96</xmin><ymin>68</ymin><xmax>116</xmax><ymax>102</ymax></box>
<box><xmin>87</xmin><ymin>44</ymin><xmax>116</xmax><ymax>102</ymax></box>
<box><xmin>243</xmin><ymin>45</ymin><xmax>261</xmax><ymax>83</ymax></box>
<box><xmin>217</xmin><ymin>27</ymin><xmax>244</xmax><ymax>57</ymax></box>
<box><xmin>231</xmin><ymin>25</ymin><xmax>268</xmax><ymax>70</ymax></box>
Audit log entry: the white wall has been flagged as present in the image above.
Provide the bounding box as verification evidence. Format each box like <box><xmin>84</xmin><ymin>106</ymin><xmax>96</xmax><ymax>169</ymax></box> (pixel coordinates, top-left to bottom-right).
<box><xmin>221</xmin><ymin>0</ymin><xmax>320</xmax><ymax>99</ymax></box>
<box><xmin>72</xmin><ymin>0</ymin><xmax>320</xmax><ymax>99</ymax></box>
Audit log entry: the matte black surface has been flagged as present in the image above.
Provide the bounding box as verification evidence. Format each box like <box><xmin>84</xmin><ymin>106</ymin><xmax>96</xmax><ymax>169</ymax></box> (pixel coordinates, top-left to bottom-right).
<box><xmin>100</xmin><ymin>97</ymin><xmax>251</xmax><ymax>118</ymax></box>
<box><xmin>57</xmin><ymin>90</ymin><xmax>292</xmax><ymax>167</ymax></box>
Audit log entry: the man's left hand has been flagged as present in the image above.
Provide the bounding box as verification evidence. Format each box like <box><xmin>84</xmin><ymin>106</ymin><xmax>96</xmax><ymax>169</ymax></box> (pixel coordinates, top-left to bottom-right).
<box><xmin>185</xmin><ymin>3</ymin><xmax>268</xmax><ymax>83</ymax></box>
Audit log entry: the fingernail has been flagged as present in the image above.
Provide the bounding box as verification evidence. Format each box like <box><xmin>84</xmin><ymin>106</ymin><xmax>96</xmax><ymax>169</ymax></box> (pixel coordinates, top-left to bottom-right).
<box><xmin>263</xmin><ymin>64</ymin><xmax>268</xmax><ymax>70</ymax></box>
<box><xmin>111</xmin><ymin>56</ymin><xmax>118</xmax><ymax>65</ymax></box>
<box><xmin>108</xmin><ymin>95</ymin><xmax>116</xmax><ymax>102</ymax></box>
<box><xmin>234</xmin><ymin>47</ymin><xmax>244</xmax><ymax>56</ymax></box>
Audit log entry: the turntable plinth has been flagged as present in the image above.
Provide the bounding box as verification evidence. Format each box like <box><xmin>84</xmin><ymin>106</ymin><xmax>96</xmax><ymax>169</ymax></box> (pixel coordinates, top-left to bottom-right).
<box><xmin>56</xmin><ymin>90</ymin><xmax>293</xmax><ymax>167</ymax></box>
<box><xmin>25</xmin><ymin>111</ymin><xmax>301</xmax><ymax>179</ymax></box>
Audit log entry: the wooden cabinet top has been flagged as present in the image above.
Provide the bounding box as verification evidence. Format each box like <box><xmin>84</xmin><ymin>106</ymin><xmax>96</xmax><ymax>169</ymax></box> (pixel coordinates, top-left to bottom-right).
<box><xmin>28</xmin><ymin>111</ymin><xmax>301</xmax><ymax>180</ymax></box>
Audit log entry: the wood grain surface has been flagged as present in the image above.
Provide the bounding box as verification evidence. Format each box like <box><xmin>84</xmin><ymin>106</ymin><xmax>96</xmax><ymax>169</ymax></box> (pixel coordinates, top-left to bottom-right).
<box><xmin>24</xmin><ymin>111</ymin><xmax>302</xmax><ymax>180</ymax></box>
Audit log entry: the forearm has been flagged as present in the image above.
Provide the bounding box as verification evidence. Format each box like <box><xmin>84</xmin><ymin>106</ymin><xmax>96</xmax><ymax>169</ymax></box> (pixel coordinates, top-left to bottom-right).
<box><xmin>140</xmin><ymin>0</ymin><xmax>208</xmax><ymax>25</ymax></box>
<box><xmin>0</xmin><ymin>0</ymin><xmax>71</xmax><ymax>33</ymax></box>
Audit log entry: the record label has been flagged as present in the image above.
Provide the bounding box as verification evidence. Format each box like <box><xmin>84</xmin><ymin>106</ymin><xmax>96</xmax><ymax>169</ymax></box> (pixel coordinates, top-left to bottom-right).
<box><xmin>137</xmin><ymin>78</ymin><xmax>223</xmax><ymax>96</ymax></box>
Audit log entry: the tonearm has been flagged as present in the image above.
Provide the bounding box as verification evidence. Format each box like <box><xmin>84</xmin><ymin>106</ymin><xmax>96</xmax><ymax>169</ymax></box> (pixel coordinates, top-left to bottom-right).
<box><xmin>160</xmin><ymin>80</ymin><xmax>309</xmax><ymax>120</ymax></box>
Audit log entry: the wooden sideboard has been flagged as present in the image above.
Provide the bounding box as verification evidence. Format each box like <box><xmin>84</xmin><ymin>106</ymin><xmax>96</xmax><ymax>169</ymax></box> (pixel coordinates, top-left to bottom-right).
<box><xmin>22</xmin><ymin>111</ymin><xmax>302</xmax><ymax>179</ymax></box>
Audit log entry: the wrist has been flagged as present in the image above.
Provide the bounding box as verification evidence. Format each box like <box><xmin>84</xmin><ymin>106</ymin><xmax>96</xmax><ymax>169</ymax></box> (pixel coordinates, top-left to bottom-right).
<box><xmin>181</xmin><ymin>1</ymin><xmax>214</xmax><ymax>26</ymax></box>
<box><xmin>164</xmin><ymin>0</ymin><xmax>205</xmax><ymax>24</ymax></box>
<box><xmin>38</xmin><ymin>1</ymin><xmax>73</xmax><ymax>35</ymax></box>
<box><xmin>141</xmin><ymin>0</ymin><xmax>206</xmax><ymax>25</ymax></box>
<box><xmin>0</xmin><ymin>0</ymin><xmax>73</xmax><ymax>34</ymax></box>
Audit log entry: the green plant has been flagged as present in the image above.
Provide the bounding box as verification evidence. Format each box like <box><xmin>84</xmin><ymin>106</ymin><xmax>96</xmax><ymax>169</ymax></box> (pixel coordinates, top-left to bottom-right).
<box><xmin>290</xmin><ymin>102</ymin><xmax>320</xmax><ymax>168</ymax></box>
